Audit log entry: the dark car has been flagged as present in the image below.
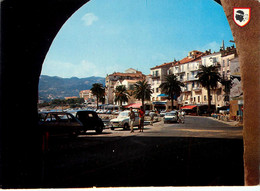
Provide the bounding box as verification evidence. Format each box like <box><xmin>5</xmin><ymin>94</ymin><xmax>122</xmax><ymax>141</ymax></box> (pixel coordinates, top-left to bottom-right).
<box><xmin>75</xmin><ymin>110</ymin><xmax>104</xmax><ymax>134</ymax></box>
<box><xmin>38</xmin><ymin>111</ymin><xmax>83</xmax><ymax>138</ymax></box>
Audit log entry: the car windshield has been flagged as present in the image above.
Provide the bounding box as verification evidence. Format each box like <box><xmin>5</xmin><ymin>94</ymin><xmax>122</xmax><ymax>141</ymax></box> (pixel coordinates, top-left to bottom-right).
<box><xmin>118</xmin><ymin>112</ymin><xmax>129</xmax><ymax>117</ymax></box>
<box><xmin>165</xmin><ymin>112</ymin><xmax>176</xmax><ymax>116</ymax></box>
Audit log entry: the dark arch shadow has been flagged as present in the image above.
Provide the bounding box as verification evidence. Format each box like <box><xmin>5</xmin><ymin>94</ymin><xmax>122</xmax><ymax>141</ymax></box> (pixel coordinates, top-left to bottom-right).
<box><xmin>1</xmin><ymin>0</ymin><xmax>90</xmax><ymax>188</ymax></box>
<box><xmin>0</xmin><ymin>0</ymin><xmax>232</xmax><ymax>188</ymax></box>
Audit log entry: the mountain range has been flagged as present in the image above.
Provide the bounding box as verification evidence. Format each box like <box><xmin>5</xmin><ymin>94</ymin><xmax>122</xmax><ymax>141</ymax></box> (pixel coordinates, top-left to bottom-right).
<box><xmin>39</xmin><ymin>75</ymin><xmax>105</xmax><ymax>101</ymax></box>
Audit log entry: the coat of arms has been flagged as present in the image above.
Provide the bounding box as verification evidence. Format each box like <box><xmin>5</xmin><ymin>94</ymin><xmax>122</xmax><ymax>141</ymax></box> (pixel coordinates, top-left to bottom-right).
<box><xmin>233</xmin><ymin>7</ymin><xmax>251</xmax><ymax>27</ymax></box>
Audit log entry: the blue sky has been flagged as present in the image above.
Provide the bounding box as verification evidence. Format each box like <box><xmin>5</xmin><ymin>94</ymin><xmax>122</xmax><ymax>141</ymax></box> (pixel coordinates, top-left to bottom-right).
<box><xmin>41</xmin><ymin>0</ymin><xmax>234</xmax><ymax>78</ymax></box>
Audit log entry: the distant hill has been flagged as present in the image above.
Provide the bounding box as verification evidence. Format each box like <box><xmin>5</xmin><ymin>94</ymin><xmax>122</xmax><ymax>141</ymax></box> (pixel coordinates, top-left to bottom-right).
<box><xmin>39</xmin><ymin>75</ymin><xmax>105</xmax><ymax>101</ymax></box>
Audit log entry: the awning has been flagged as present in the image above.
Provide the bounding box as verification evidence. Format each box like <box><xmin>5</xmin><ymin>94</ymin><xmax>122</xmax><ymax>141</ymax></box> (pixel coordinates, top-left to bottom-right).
<box><xmin>124</xmin><ymin>103</ymin><xmax>142</xmax><ymax>108</ymax></box>
<box><xmin>153</xmin><ymin>101</ymin><xmax>167</xmax><ymax>105</ymax></box>
<box><xmin>157</xmin><ymin>94</ymin><xmax>168</xmax><ymax>97</ymax></box>
<box><xmin>181</xmin><ymin>105</ymin><xmax>197</xmax><ymax>110</ymax></box>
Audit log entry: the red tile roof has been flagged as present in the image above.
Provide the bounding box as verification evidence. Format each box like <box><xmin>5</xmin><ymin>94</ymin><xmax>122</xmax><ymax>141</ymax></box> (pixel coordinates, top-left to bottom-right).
<box><xmin>150</xmin><ymin>61</ymin><xmax>175</xmax><ymax>70</ymax></box>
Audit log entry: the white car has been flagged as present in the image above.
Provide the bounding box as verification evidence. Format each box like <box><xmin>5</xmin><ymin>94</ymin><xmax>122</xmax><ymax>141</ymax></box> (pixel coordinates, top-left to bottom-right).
<box><xmin>110</xmin><ymin>111</ymin><xmax>139</xmax><ymax>130</ymax></box>
<box><xmin>163</xmin><ymin>111</ymin><xmax>178</xmax><ymax>123</ymax></box>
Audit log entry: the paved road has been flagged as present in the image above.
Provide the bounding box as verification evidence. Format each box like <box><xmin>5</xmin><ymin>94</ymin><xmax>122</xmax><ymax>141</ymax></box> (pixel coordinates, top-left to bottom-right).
<box><xmin>83</xmin><ymin>116</ymin><xmax>243</xmax><ymax>139</ymax></box>
<box><xmin>42</xmin><ymin>116</ymin><xmax>244</xmax><ymax>188</ymax></box>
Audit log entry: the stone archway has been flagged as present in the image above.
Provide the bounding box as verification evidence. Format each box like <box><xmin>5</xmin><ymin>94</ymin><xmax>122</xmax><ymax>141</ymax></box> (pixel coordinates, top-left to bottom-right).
<box><xmin>0</xmin><ymin>0</ymin><xmax>259</xmax><ymax>187</ymax></box>
<box><xmin>220</xmin><ymin>0</ymin><xmax>260</xmax><ymax>186</ymax></box>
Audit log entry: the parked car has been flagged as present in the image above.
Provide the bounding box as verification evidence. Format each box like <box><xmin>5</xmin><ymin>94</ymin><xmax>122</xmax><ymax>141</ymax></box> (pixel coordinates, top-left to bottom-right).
<box><xmin>38</xmin><ymin>112</ymin><xmax>83</xmax><ymax>138</ymax></box>
<box><xmin>145</xmin><ymin>110</ymin><xmax>150</xmax><ymax>116</ymax></box>
<box><xmin>106</xmin><ymin>110</ymin><xmax>112</xmax><ymax>114</ymax></box>
<box><xmin>160</xmin><ymin>110</ymin><xmax>166</xmax><ymax>117</ymax></box>
<box><xmin>75</xmin><ymin>110</ymin><xmax>104</xmax><ymax>134</ymax></box>
<box><xmin>163</xmin><ymin>111</ymin><xmax>178</xmax><ymax>123</ymax></box>
<box><xmin>110</xmin><ymin>111</ymin><xmax>139</xmax><ymax>130</ymax></box>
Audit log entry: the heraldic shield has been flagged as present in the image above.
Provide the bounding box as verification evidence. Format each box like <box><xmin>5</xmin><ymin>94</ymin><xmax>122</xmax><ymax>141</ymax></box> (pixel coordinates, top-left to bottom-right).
<box><xmin>233</xmin><ymin>7</ymin><xmax>251</xmax><ymax>27</ymax></box>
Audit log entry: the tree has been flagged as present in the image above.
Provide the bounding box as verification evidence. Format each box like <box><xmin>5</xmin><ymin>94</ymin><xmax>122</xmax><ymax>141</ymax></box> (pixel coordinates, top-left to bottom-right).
<box><xmin>159</xmin><ymin>74</ymin><xmax>185</xmax><ymax>110</ymax></box>
<box><xmin>196</xmin><ymin>65</ymin><xmax>221</xmax><ymax>113</ymax></box>
<box><xmin>133</xmin><ymin>80</ymin><xmax>152</xmax><ymax>109</ymax></box>
<box><xmin>91</xmin><ymin>83</ymin><xmax>105</xmax><ymax>109</ymax></box>
<box><xmin>114</xmin><ymin>85</ymin><xmax>129</xmax><ymax>109</ymax></box>
<box><xmin>220</xmin><ymin>76</ymin><xmax>233</xmax><ymax>105</ymax></box>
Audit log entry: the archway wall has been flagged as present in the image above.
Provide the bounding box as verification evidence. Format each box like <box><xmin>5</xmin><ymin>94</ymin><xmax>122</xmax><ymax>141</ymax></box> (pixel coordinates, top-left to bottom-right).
<box><xmin>1</xmin><ymin>0</ymin><xmax>89</xmax><ymax>188</ymax></box>
<box><xmin>221</xmin><ymin>0</ymin><xmax>260</xmax><ymax>186</ymax></box>
<box><xmin>1</xmin><ymin>0</ymin><xmax>259</xmax><ymax>188</ymax></box>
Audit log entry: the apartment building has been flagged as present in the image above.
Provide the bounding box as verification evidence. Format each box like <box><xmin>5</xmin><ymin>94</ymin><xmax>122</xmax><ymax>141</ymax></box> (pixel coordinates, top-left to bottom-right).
<box><xmin>150</xmin><ymin>46</ymin><xmax>237</xmax><ymax>112</ymax></box>
<box><xmin>173</xmin><ymin>50</ymin><xmax>207</xmax><ymax>106</ymax></box>
<box><xmin>105</xmin><ymin>68</ymin><xmax>146</xmax><ymax>104</ymax></box>
<box><xmin>150</xmin><ymin>61</ymin><xmax>175</xmax><ymax>110</ymax></box>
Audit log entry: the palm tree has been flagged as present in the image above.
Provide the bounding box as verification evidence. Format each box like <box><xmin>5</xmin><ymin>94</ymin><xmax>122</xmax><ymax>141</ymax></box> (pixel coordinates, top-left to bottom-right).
<box><xmin>114</xmin><ymin>85</ymin><xmax>129</xmax><ymax>110</ymax></box>
<box><xmin>159</xmin><ymin>74</ymin><xmax>185</xmax><ymax>110</ymax></box>
<box><xmin>133</xmin><ymin>80</ymin><xmax>152</xmax><ymax>109</ymax></box>
<box><xmin>91</xmin><ymin>83</ymin><xmax>105</xmax><ymax>109</ymax></box>
<box><xmin>196</xmin><ymin>65</ymin><xmax>221</xmax><ymax>113</ymax></box>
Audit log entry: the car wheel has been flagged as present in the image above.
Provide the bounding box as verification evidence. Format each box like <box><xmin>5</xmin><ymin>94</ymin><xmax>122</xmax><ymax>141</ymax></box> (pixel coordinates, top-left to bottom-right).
<box><xmin>123</xmin><ymin>123</ymin><xmax>129</xmax><ymax>130</ymax></box>
<box><xmin>96</xmin><ymin>126</ymin><xmax>103</xmax><ymax>134</ymax></box>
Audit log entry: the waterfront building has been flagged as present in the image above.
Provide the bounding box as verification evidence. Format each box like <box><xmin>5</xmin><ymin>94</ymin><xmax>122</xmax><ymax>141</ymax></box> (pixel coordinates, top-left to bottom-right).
<box><xmin>173</xmin><ymin>50</ymin><xmax>206</xmax><ymax>107</ymax></box>
<box><xmin>150</xmin><ymin>61</ymin><xmax>176</xmax><ymax>111</ymax></box>
<box><xmin>79</xmin><ymin>90</ymin><xmax>95</xmax><ymax>103</ymax></box>
<box><xmin>105</xmin><ymin>68</ymin><xmax>146</xmax><ymax>104</ymax></box>
<box><xmin>149</xmin><ymin>45</ymin><xmax>237</xmax><ymax>112</ymax></box>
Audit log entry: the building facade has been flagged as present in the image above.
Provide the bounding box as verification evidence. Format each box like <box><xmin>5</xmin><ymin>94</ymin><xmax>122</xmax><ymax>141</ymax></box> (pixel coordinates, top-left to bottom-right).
<box><xmin>150</xmin><ymin>61</ymin><xmax>175</xmax><ymax>111</ymax></box>
<box><xmin>105</xmin><ymin>68</ymin><xmax>146</xmax><ymax>105</ymax></box>
<box><xmin>149</xmin><ymin>46</ymin><xmax>237</xmax><ymax>112</ymax></box>
<box><xmin>79</xmin><ymin>90</ymin><xmax>95</xmax><ymax>103</ymax></box>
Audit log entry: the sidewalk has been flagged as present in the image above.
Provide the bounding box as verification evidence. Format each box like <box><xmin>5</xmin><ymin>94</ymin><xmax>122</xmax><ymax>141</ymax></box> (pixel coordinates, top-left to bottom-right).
<box><xmin>203</xmin><ymin>116</ymin><xmax>243</xmax><ymax>126</ymax></box>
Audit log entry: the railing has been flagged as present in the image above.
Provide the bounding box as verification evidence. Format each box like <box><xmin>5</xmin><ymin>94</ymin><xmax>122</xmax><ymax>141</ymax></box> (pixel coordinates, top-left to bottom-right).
<box><xmin>152</xmin><ymin>75</ymin><xmax>160</xmax><ymax>79</ymax></box>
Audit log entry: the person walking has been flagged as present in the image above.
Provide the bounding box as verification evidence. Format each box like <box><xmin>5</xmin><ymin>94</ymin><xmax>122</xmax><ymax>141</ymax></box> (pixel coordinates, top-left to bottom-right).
<box><xmin>128</xmin><ymin>107</ymin><xmax>135</xmax><ymax>133</ymax></box>
<box><xmin>138</xmin><ymin>106</ymin><xmax>145</xmax><ymax>132</ymax></box>
<box><xmin>150</xmin><ymin>112</ymin><xmax>154</xmax><ymax>126</ymax></box>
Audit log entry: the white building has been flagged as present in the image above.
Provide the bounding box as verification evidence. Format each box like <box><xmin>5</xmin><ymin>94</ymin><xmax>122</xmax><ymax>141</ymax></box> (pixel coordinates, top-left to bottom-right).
<box><xmin>105</xmin><ymin>68</ymin><xmax>145</xmax><ymax>104</ymax></box>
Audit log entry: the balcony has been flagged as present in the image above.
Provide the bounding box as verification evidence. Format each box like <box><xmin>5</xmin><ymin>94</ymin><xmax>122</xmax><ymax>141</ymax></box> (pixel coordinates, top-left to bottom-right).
<box><xmin>182</xmin><ymin>88</ymin><xmax>191</xmax><ymax>93</ymax></box>
<box><xmin>152</xmin><ymin>75</ymin><xmax>160</xmax><ymax>79</ymax></box>
<box><xmin>193</xmin><ymin>87</ymin><xmax>202</xmax><ymax>92</ymax></box>
<box><xmin>185</xmin><ymin>76</ymin><xmax>198</xmax><ymax>82</ymax></box>
<box><xmin>176</xmin><ymin>69</ymin><xmax>185</xmax><ymax>74</ymax></box>
<box><xmin>189</xmin><ymin>67</ymin><xmax>199</xmax><ymax>72</ymax></box>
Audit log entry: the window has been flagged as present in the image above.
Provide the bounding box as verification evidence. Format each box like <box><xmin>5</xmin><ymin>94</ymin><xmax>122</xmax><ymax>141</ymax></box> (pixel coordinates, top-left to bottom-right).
<box><xmin>194</xmin><ymin>97</ymin><xmax>196</xmax><ymax>102</ymax></box>
<box><xmin>156</xmin><ymin>88</ymin><xmax>159</xmax><ymax>93</ymax></box>
<box><xmin>198</xmin><ymin>96</ymin><xmax>200</xmax><ymax>102</ymax></box>
<box><xmin>227</xmin><ymin>58</ymin><xmax>230</xmax><ymax>66</ymax></box>
<box><xmin>129</xmin><ymin>85</ymin><xmax>134</xmax><ymax>90</ymax></box>
<box><xmin>222</xmin><ymin>60</ymin><xmax>225</xmax><ymax>67</ymax></box>
<box><xmin>187</xmin><ymin>73</ymin><xmax>189</xmax><ymax>80</ymax></box>
<box><xmin>204</xmin><ymin>95</ymin><xmax>207</xmax><ymax>101</ymax></box>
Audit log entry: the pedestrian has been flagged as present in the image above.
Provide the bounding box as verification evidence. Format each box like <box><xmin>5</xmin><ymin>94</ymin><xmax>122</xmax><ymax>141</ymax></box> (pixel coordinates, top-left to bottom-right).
<box><xmin>128</xmin><ymin>107</ymin><xmax>135</xmax><ymax>133</ymax></box>
<box><xmin>150</xmin><ymin>112</ymin><xmax>154</xmax><ymax>126</ymax></box>
<box><xmin>138</xmin><ymin>106</ymin><xmax>145</xmax><ymax>132</ymax></box>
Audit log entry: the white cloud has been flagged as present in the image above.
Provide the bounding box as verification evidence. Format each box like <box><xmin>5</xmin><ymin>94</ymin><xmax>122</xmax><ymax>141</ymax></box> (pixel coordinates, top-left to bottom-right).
<box><xmin>81</xmin><ymin>13</ymin><xmax>98</xmax><ymax>26</ymax></box>
<box><xmin>199</xmin><ymin>41</ymin><xmax>221</xmax><ymax>52</ymax></box>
